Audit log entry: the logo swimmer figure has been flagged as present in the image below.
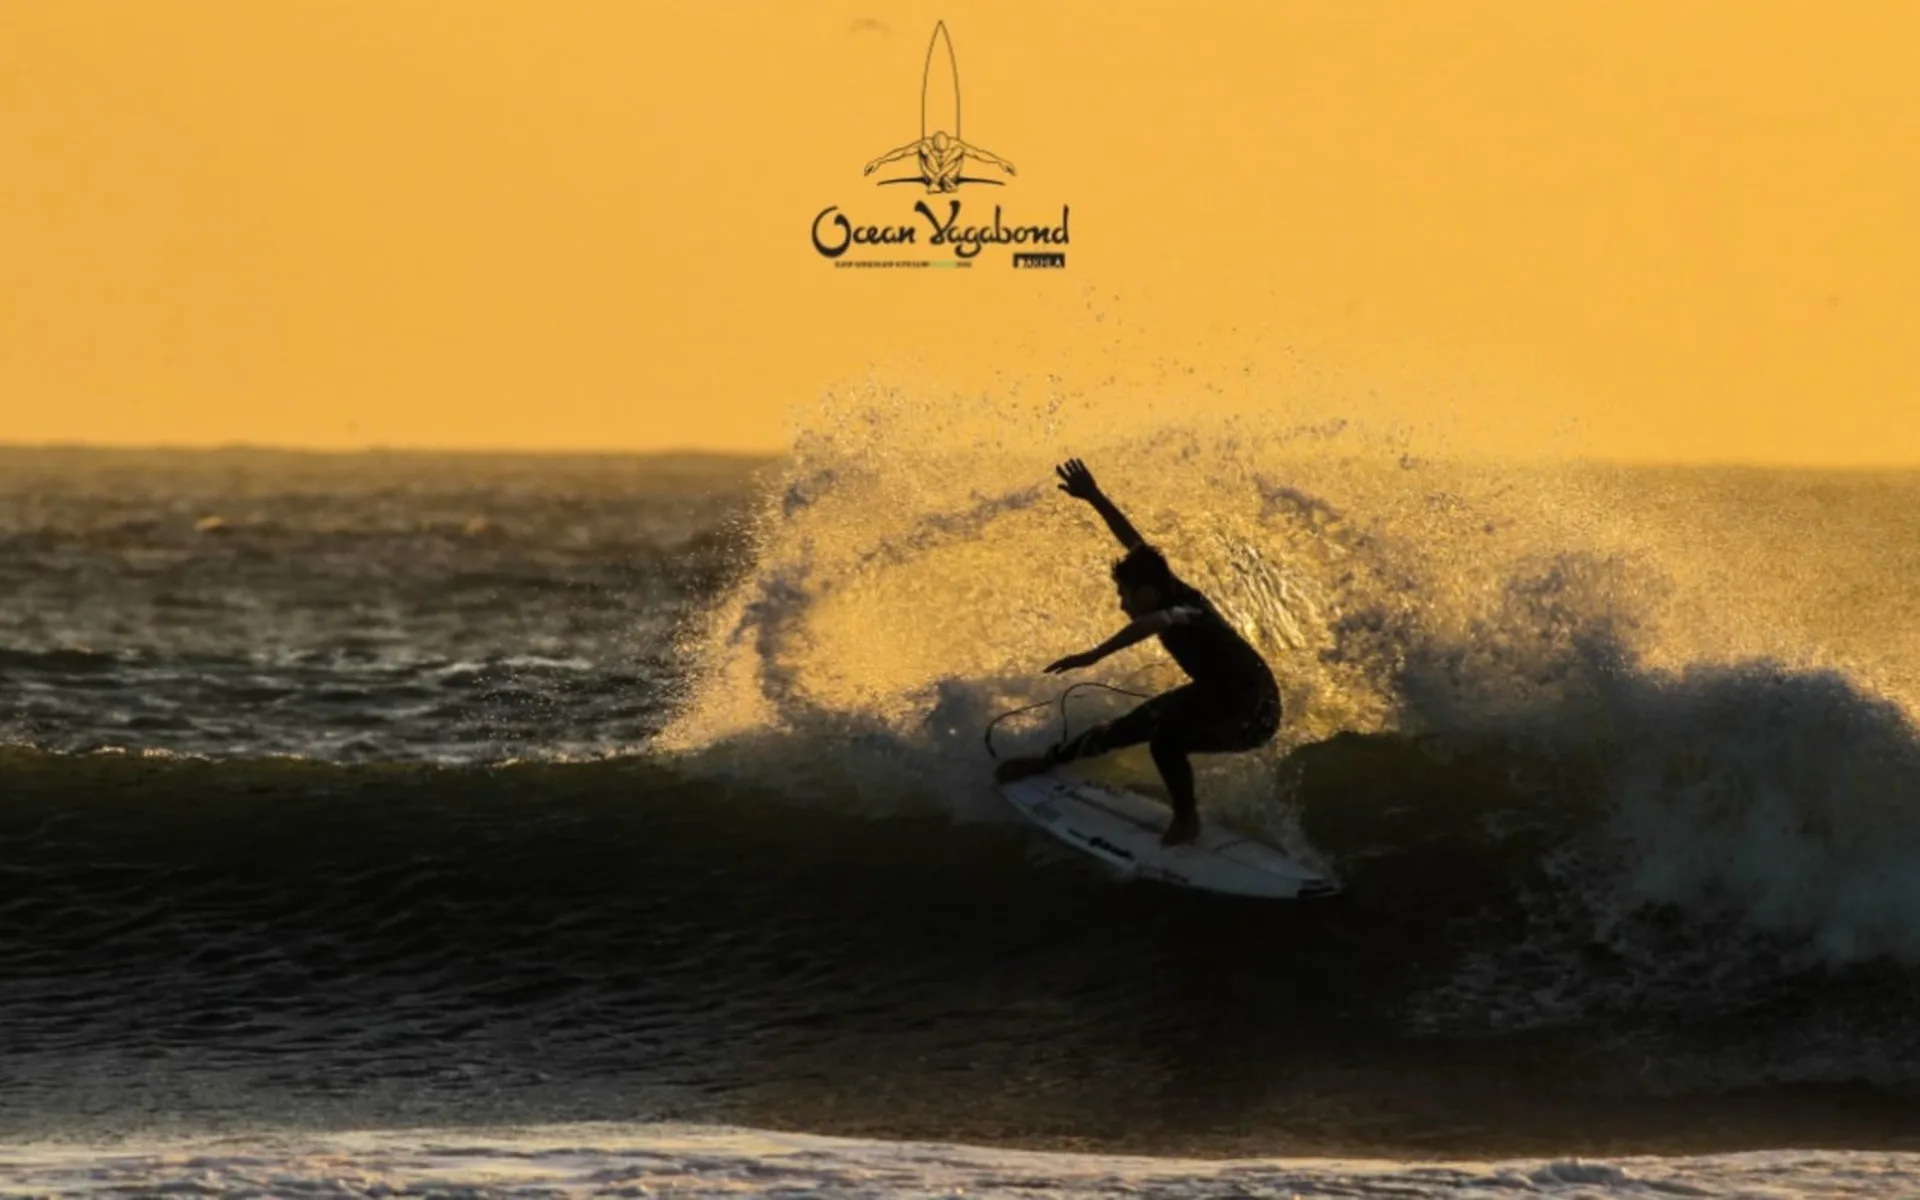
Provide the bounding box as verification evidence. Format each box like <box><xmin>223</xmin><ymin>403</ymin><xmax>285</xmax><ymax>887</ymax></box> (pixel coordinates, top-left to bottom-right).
<box><xmin>864</xmin><ymin>21</ymin><xmax>1015</xmax><ymax>193</ymax></box>
<box><xmin>864</xmin><ymin>130</ymin><xmax>1016</xmax><ymax>193</ymax></box>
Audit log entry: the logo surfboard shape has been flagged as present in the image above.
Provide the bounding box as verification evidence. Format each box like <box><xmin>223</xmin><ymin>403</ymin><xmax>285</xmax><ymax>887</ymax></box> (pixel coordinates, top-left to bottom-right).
<box><xmin>863</xmin><ymin>21</ymin><xmax>1015</xmax><ymax>192</ymax></box>
<box><xmin>922</xmin><ymin>20</ymin><xmax>961</xmax><ymax>147</ymax></box>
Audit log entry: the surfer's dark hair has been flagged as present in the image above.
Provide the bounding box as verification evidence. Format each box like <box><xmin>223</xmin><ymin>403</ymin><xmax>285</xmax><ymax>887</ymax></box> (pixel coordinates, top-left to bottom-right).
<box><xmin>1111</xmin><ymin>545</ymin><xmax>1173</xmax><ymax>592</ymax></box>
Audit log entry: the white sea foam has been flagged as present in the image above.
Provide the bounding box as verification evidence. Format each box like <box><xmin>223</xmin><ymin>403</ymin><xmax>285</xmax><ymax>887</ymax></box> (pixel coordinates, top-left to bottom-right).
<box><xmin>659</xmin><ymin>401</ymin><xmax>1920</xmax><ymax>1003</ymax></box>
<box><xmin>1</xmin><ymin>1123</ymin><xmax>1911</xmax><ymax>1198</ymax></box>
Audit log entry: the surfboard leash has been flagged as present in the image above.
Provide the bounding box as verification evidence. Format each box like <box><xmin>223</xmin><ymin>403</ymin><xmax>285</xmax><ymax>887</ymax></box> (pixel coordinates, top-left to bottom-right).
<box><xmin>982</xmin><ymin>681</ymin><xmax>1154</xmax><ymax>760</ymax></box>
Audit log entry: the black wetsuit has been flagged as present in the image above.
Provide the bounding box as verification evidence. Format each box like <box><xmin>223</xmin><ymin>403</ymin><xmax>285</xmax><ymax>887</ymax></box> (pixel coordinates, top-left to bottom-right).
<box><xmin>1050</xmin><ymin>569</ymin><xmax>1280</xmax><ymax>769</ymax></box>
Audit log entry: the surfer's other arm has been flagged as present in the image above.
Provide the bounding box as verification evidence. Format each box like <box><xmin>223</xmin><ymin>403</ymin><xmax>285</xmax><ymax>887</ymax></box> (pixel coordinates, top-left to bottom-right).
<box><xmin>863</xmin><ymin>141</ymin><xmax>922</xmax><ymax>174</ymax></box>
<box><xmin>1055</xmin><ymin>458</ymin><xmax>1144</xmax><ymax>551</ymax></box>
<box><xmin>1044</xmin><ymin>609</ymin><xmax>1192</xmax><ymax>673</ymax></box>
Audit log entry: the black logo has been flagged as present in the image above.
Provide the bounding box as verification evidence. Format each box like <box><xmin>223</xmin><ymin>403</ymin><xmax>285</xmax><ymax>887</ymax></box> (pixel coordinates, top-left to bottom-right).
<box><xmin>863</xmin><ymin>22</ymin><xmax>1015</xmax><ymax>193</ymax></box>
<box><xmin>809</xmin><ymin>21</ymin><xmax>1069</xmax><ymax>268</ymax></box>
<box><xmin>1074</xmin><ymin>832</ymin><xmax>1135</xmax><ymax>862</ymax></box>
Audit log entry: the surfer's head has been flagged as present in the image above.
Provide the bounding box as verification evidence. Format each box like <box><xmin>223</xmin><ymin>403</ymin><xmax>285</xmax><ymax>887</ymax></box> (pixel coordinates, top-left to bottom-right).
<box><xmin>1111</xmin><ymin>545</ymin><xmax>1173</xmax><ymax>617</ymax></box>
<box><xmin>929</xmin><ymin>130</ymin><xmax>952</xmax><ymax>153</ymax></box>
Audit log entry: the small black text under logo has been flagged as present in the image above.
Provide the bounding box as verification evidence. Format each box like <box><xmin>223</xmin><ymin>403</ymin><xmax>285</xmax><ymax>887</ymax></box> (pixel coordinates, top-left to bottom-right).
<box><xmin>1012</xmin><ymin>252</ymin><xmax>1066</xmax><ymax>269</ymax></box>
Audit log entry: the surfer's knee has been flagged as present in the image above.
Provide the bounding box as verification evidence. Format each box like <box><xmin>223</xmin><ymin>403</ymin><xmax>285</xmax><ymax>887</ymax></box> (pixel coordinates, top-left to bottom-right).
<box><xmin>1147</xmin><ymin>732</ymin><xmax>1193</xmax><ymax>773</ymax></box>
<box><xmin>1149</xmin><ymin>738</ymin><xmax>1184</xmax><ymax>762</ymax></box>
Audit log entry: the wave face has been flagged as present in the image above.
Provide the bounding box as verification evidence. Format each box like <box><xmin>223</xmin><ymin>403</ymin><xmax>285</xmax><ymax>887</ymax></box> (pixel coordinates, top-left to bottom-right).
<box><xmin>7</xmin><ymin>439</ymin><xmax>1920</xmax><ymax>1151</ymax></box>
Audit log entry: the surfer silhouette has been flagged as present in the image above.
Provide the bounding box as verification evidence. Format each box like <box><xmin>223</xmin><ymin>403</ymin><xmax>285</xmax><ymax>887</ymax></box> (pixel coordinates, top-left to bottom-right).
<box><xmin>864</xmin><ymin>130</ymin><xmax>1015</xmax><ymax>192</ymax></box>
<box><xmin>994</xmin><ymin>460</ymin><xmax>1282</xmax><ymax>846</ymax></box>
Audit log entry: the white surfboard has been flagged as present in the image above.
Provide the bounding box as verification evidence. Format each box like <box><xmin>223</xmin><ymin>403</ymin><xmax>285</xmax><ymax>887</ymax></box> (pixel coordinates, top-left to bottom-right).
<box><xmin>1000</xmin><ymin>772</ymin><xmax>1340</xmax><ymax>899</ymax></box>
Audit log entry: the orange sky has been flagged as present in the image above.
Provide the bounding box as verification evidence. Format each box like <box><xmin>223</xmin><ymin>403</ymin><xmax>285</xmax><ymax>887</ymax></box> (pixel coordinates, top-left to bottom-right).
<box><xmin>2</xmin><ymin>2</ymin><xmax>1916</xmax><ymax>463</ymax></box>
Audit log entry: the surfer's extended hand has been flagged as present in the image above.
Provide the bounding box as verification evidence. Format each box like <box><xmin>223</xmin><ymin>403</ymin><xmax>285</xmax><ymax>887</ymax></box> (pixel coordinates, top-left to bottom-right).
<box><xmin>1044</xmin><ymin>650</ymin><xmax>1100</xmax><ymax>674</ymax></box>
<box><xmin>1055</xmin><ymin>459</ymin><xmax>1101</xmax><ymax>501</ymax></box>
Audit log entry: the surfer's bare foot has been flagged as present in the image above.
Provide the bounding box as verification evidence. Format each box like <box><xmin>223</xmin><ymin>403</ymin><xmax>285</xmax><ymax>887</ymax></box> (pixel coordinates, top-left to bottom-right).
<box><xmin>994</xmin><ymin>756</ymin><xmax>1052</xmax><ymax>784</ymax></box>
<box><xmin>1160</xmin><ymin>810</ymin><xmax>1200</xmax><ymax>846</ymax></box>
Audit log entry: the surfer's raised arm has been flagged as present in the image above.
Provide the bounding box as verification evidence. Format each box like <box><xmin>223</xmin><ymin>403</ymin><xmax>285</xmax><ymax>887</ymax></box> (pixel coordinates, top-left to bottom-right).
<box><xmin>863</xmin><ymin>141</ymin><xmax>923</xmax><ymax>175</ymax></box>
<box><xmin>1055</xmin><ymin>459</ymin><xmax>1144</xmax><ymax>551</ymax></box>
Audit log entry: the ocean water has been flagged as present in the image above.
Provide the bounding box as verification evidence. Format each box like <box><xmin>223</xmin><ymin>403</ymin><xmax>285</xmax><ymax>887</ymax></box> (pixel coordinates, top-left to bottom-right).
<box><xmin>6</xmin><ymin>431</ymin><xmax>1920</xmax><ymax>1195</ymax></box>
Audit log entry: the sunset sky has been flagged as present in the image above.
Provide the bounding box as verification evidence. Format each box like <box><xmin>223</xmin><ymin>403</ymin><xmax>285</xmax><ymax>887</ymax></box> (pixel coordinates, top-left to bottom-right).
<box><xmin>2</xmin><ymin>2</ymin><xmax>1916</xmax><ymax>463</ymax></box>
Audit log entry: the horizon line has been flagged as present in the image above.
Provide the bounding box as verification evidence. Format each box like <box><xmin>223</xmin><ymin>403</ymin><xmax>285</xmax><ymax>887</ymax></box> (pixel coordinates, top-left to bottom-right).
<box><xmin>0</xmin><ymin>440</ymin><xmax>781</xmax><ymax>461</ymax></box>
<box><xmin>2</xmin><ymin>439</ymin><xmax>1920</xmax><ymax>474</ymax></box>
